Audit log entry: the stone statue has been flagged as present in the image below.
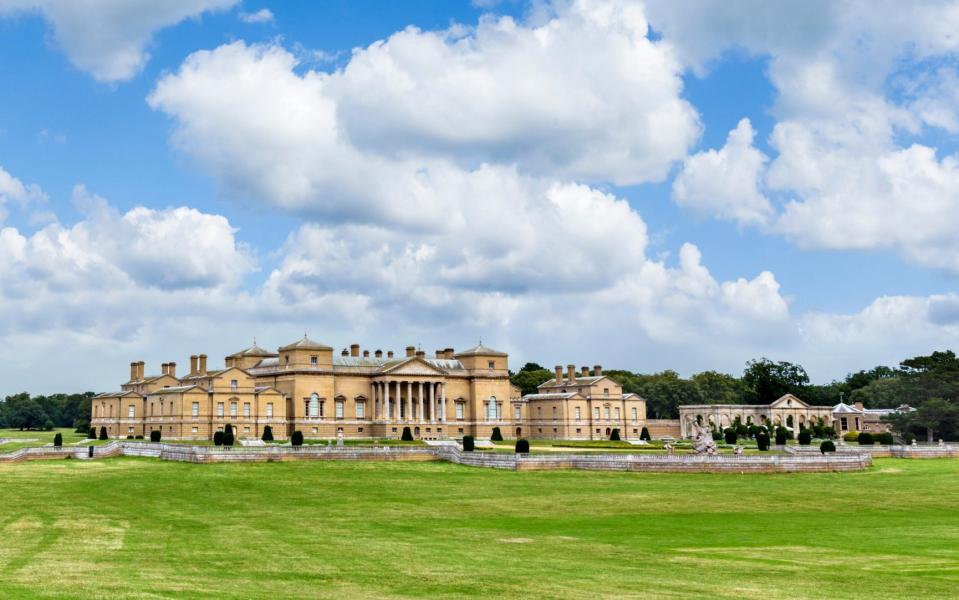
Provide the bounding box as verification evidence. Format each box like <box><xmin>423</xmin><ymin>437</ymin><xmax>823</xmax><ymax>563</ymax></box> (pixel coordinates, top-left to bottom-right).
<box><xmin>664</xmin><ymin>442</ymin><xmax>674</xmax><ymax>455</ymax></box>
<box><xmin>733</xmin><ymin>445</ymin><xmax>744</xmax><ymax>456</ymax></box>
<box><xmin>337</xmin><ymin>430</ymin><xmax>344</xmax><ymax>447</ymax></box>
<box><xmin>690</xmin><ymin>422</ymin><xmax>717</xmax><ymax>455</ymax></box>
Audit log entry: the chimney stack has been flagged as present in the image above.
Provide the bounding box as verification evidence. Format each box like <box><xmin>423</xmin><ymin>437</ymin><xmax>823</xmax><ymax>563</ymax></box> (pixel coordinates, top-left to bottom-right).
<box><xmin>341</xmin><ymin>348</ymin><xmax>349</xmax><ymax>356</ymax></box>
<box><xmin>554</xmin><ymin>365</ymin><xmax>563</xmax><ymax>383</ymax></box>
<box><xmin>190</xmin><ymin>355</ymin><xmax>198</xmax><ymax>375</ymax></box>
<box><xmin>351</xmin><ymin>343</ymin><xmax>360</xmax><ymax>357</ymax></box>
<box><xmin>855</xmin><ymin>401</ymin><xmax>864</xmax><ymax>411</ymax></box>
<box><xmin>406</xmin><ymin>345</ymin><xmax>415</xmax><ymax>357</ymax></box>
<box><xmin>387</xmin><ymin>350</ymin><xmax>394</xmax><ymax>358</ymax></box>
<box><xmin>199</xmin><ymin>354</ymin><xmax>207</xmax><ymax>374</ymax></box>
<box><xmin>137</xmin><ymin>361</ymin><xmax>145</xmax><ymax>380</ymax></box>
<box><xmin>375</xmin><ymin>349</ymin><xmax>382</xmax><ymax>358</ymax></box>
<box><xmin>435</xmin><ymin>349</ymin><xmax>444</xmax><ymax>358</ymax></box>
<box><xmin>581</xmin><ymin>366</ymin><xmax>589</xmax><ymax>377</ymax></box>
<box><xmin>567</xmin><ymin>364</ymin><xmax>576</xmax><ymax>382</ymax></box>
<box><xmin>130</xmin><ymin>362</ymin><xmax>137</xmax><ymax>381</ymax></box>
<box><xmin>169</xmin><ymin>362</ymin><xmax>177</xmax><ymax>378</ymax></box>
<box><xmin>161</xmin><ymin>363</ymin><xmax>169</xmax><ymax>376</ymax></box>
<box><xmin>415</xmin><ymin>350</ymin><xmax>426</xmax><ymax>358</ymax></box>
<box><xmin>445</xmin><ymin>347</ymin><xmax>455</xmax><ymax>359</ymax></box>
<box><xmin>363</xmin><ymin>350</ymin><xmax>369</xmax><ymax>358</ymax></box>
<box><xmin>593</xmin><ymin>365</ymin><xmax>602</xmax><ymax>377</ymax></box>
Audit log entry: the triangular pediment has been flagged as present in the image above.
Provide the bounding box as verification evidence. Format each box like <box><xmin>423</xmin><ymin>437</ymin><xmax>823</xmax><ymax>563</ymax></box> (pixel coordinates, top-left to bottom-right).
<box><xmin>770</xmin><ymin>393</ymin><xmax>810</xmax><ymax>409</ymax></box>
<box><xmin>378</xmin><ymin>357</ymin><xmax>447</xmax><ymax>377</ymax></box>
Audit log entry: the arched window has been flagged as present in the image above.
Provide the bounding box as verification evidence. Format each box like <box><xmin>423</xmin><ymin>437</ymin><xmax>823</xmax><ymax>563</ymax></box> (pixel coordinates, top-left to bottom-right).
<box><xmin>309</xmin><ymin>393</ymin><xmax>319</xmax><ymax>418</ymax></box>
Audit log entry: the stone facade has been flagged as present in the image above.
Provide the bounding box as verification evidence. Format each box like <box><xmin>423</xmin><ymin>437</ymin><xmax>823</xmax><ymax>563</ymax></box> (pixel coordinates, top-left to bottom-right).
<box><xmin>678</xmin><ymin>394</ymin><xmax>910</xmax><ymax>438</ymax></box>
<box><xmin>518</xmin><ymin>364</ymin><xmax>649</xmax><ymax>440</ymax></box>
<box><xmin>92</xmin><ymin>338</ymin><xmax>528</xmax><ymax>441</ymax></box>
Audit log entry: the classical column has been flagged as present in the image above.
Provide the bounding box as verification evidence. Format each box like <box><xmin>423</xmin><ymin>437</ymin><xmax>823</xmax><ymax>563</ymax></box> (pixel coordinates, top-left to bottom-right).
<box><xmin>406</xmin><ymin>381</ymin><xmax>413</xmax><ymax>423</ymax></box>
<box><xmin>384</xmin><ymin>380</ymin><xmax>391</xmax><ymax>422</ymax></box>
<box><xmin>429</xmin><ymin>382</ymin><xmax>436</xmax><ymax>423</ymax></box>
<box><xmin>418</xmin><ymin>381</ymin><xmax>424</xmax><ymax>423</ymax></box>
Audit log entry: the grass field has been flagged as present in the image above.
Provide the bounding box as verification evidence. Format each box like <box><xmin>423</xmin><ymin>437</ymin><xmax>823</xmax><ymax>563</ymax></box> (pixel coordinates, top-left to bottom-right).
<box><xmin>1</xmin><ymin>458</ymin><xmax>958</xmax><ymax>599</ymax></box>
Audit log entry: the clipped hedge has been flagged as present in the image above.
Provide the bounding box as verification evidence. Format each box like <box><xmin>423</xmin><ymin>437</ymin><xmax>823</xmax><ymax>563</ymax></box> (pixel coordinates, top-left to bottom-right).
<box><xmin>224</xmin><ymin>431</ymin><xmax>235</xmax><ymax>446</ymax></box>
<box><xmin>515</xmin><ymin>439</ymin><xmax>530</xmax><ymax>454</ymax></box>
<box><xmin>775</xmin><ymin>427</ymin><xmax>788</xmax><ymax>446</ymax></box>
<box><xmin>262</xmin><ymin>425</ymin><xmax>273</xmax><ymax>441</ymax></box>
<box><xmin>462</xmin><ymin>435</ymin><xmax>475</xmax><ymax>452</ymax></box>
<box><xmin>88</xmin><ymin>427</ymin><xmax>97</xmax><ymax>440</ymax></box>
<box><xmin>291</xmin><ymin>430</ymin><xmax>304</xmax><ymax>447</ymax></box>
<box><xmin>99</xmin><ymin>427</ymin><xmax>108</xmax><ymax>441</ymax></box>
<box><xmin>877</xmin><ymin>432</ymin><xmax>895</xmax><ymax>445</ymax></box>
<box><xmin>53</xmin><ymin>433</ymin><xmax>63</xmax><ymax>447</ymax></box>
<box><xmin>798</xmin><ymin>430</ymin><xmax>812</xmax><ymax>445</ymax></box>
<box><xmin>401</xmin><ymin>427</ymin><xmax>414</xmax><ymax>441</ymax></box>
<box><xmin>711</xmin><ymin>431</ymin><xmax>723</xmax><ymax>441</ymax></box>
<box><xmin>723</xmin><ymin>427</ymin><xmax>737</xmax><ymax>445</ymax></box>
<box><xmin>150</xmin><ymin>430</ymin><xmax>161</xmax><ymax>442</ymax></box>
<box><xmin>820</xmin><ymin>440</ymin><xmax>836</xmax><ymax>454</ymax></box>
<box><xmin>843</xmin><ymin>431</ymin><xmax>860</xmax><ymax>443</ymax></box>
<box><xmin>858</xmin><ymin>432</ymin><xmax>875</xmax><ymax>445</ymax></box>
<box><xmin>213</xmin><ymin>431</ymin><xmax>224</xmax><ymax>446</ymax></box>
<box><xmin>756</xmin><ymin>432</ymin><xmax>771</xmax><ymax>451</ymax></box>
<box><xmin>640</xmin><ymin>427</ymin><xmax>651</xmax><ymax>441</ymax></box>
<box><xmin>610</xmin><ymin>428</ymin><xmax>621</xmax><ymax>441</ymax></box>
<box><xmin>491</xmin><ymin>427</ymin><xmax>503</xmax><ymax>441</ymax></box>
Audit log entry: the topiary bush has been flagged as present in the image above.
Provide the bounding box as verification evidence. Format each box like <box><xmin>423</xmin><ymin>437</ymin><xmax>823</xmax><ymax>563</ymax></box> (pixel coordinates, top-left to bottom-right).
<box><xmin>98</xmin><ymin>426</ymin><xmax>108</xmax><ymax>440</ymax></box>
<box><xmin>820</xmin><ymin>440</ymin><xmax>836</xmax><ymax>454</ymax></box>
<box><xmin>858</xmin><ymin>432</ymin><xmax>874</xmax><ymax>445</ymax></box>
<box><xmin>126</xmin><ymin>435</ymin><xmax>133</xmax><ymax>439</ymax></box>
<box><xmin>515</xmin><ymin>439</ymin><xmax>530</xmax><ymax>453</ymax></box>
<box><xmin>877</xmin><ymin>432</ymin><xmax>894</xmax><ymax>445</ymax></box>
<box><xmin>723</xmin><ymin>427</ymin><xmax>737</xmax><ymax>445</ymax></box>
<box><xmin>88</xmin><ymin>427</ymin><xmax>97</xmax><ymax>439</ymax></box>
<box><xmin>224</xmin><ymin>431</ymin><xmax>235</xmax><ymax>447</ymax></box>
<box><xmin>291</xmin><ymin>430</ymin><xmax>304</xmax><ymax>447</ymax></box>
<box><xmin>462</xmin><ymin>435</ymin><xmax>474</xmax><ymax>452</ymax></box>
<box><xmin>135</xmin><ymin>435</ymin><xmax>144</xmax><ymax>440</ymax></box>
<box><xmin>224</xmin><ymin>424</ymin><xmax>233</xmax><ymax>437</ymax></box>
<box><xmin>401</xmin><ymin>426</ymin><xmax>414</xmax><ymax>441</ymax></box>
<box><xmin>53</xmin><ymin>433</ymin><xmax>63</xmax><ymax>447</ymax></box>
<box><xmin>775</xmin><ymin>427</ymin><xmax>787</xmax><ymax>446</ymax></box>
<box><xmin>756</xmin><ymin>432</ymin><xmax>770</xmax><ymax>451</ymax></box>
<box><xmin>262</xmin><ymin>425</ymin><xmax>273</xmax><ymax>441</ymax></box>
<box><xmin>213</xmin><ymin>431</ymin><xmax>224</xmax><ymax>446</ymax></box>
<box><xmin>490</xmin><ymin>427</ymin><xmax>503</xmax><ymax>441</ymax></box>
<box><xmin>843</xmin><ymin>431</ymin><xmax>860</xmax><ymax>443</ymax></box>
<box><xmin>798</xmin><ymin>430</ymin><xmax>812</xmax><ymax>445</ymax></box>
<box><xmin>640</xmin><ymin>427</ymin><xmax>651</xmax><ymax>441</ymax></box>
<box><xmin>150</xmin><ymin>430</ymin><xmax>161</xmax><ymax>442</ymax></box>
<box><xmin>610</xmin><ymin>428</ymin><xmax>621</xmax><ymax>441</ymax></box>
<box><xmin>711</xmin><ymin>431</ymin><xmax>723</xmax><ymax>441</ymax></box>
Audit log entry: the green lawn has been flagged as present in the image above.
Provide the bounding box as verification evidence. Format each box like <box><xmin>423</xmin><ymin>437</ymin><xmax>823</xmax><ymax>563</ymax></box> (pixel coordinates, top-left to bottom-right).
<box><xmin>0</xmin><ymin>458</ymin><xmax>958</xmax><ymax>599</ymax></box>
<box><xmin>0</xmin><ymin>428</ymin><xmax>88</xmax><ymax>452</ymax></box>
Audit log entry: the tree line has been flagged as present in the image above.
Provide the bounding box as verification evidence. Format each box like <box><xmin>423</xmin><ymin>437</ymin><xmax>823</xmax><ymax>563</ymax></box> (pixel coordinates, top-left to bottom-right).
<box><xmin>0</xmin><ymin>392</ymin><xmax>93</xmax><ymax>432</ymax></box>
<box><xmin>511</xmin><ymin>350</ymin><xmax>959</xmax><ymax>440</ymax></box>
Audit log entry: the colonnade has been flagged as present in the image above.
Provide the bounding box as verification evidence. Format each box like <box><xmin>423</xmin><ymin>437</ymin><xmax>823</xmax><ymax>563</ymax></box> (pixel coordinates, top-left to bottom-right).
<box><xmin>371</xmin><ymin>380</ymin><xmax>447</xmax><ymax>423</ymax></box>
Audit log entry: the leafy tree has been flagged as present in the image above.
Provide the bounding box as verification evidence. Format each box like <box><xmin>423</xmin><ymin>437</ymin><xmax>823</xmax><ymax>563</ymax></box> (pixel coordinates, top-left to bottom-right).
<box><xmin>742</xmin><ymin>358</ymin><xmax>810</xmax><ymax>404</ymax></box>
<box><xmin>913</xmin><ymin>398</ymin><xmax>959</xmax><ymax>442</ymax></box>
<box><xmin>691</xmin><ymin>371</ymin><xmax>743</xmax><ymax>404</ymax></box>
<box><xmin>511</xmin><ymin>367</ymin><xmax>554</xmax><ymax>396</ymax></box>
<box><xmin>850</xmin><ymin>377</ymin><xmax>911</xmax><ymax>409</ymax></box>
<box><xmin>625</xmin><ymin>370</ymin><xmax>703</xmax><ymax>419</ymax></box>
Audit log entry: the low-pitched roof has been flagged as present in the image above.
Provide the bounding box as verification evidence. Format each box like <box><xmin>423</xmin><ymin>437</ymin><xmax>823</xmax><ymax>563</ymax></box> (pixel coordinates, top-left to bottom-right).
<box><xmin>832</xmin><ymin>401</ymin><xmax>862</xmax><ymax>414</ymax></box>
<box><xmin>454</xmin><ymin>343</ymin><xmax>507</xmax><ymax>357</ymax></box>
<box><xmin>538</xmin><ymin>375</ymin><xmax>606</xmax><ymax>389</ymax></box>
<box><xmin>227</xmin><ymin>343</ymin><xmax>278</xmax><ymax>359</ymax></box>
<box><xmin>147</xmin><ymin>385</ymin><xmax>202</xmax><ymax>395</ymax></box>
<box><xmin>522</xmin><ymin>392</ymin><xmax>581</xmax><ymax>401</ymax></box>
<box><xmin>278</xmin><ymin>335</ymin><xmax>333</xmax><ymax>352</ymax></box>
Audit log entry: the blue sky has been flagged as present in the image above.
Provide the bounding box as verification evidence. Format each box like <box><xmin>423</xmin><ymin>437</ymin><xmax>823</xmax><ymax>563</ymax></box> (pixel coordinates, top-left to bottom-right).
<box><xmin>1</xmin><ymin>0</ymin><xmax>958</xmax><ymax>394</ymax></box>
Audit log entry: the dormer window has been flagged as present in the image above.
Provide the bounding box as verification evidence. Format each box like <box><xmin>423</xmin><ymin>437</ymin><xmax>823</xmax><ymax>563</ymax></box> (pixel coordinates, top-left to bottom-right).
<box><xmin>311</xmin><ymin>355</ymin><xmax>318</xmax><ymax>367</ymax></box>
